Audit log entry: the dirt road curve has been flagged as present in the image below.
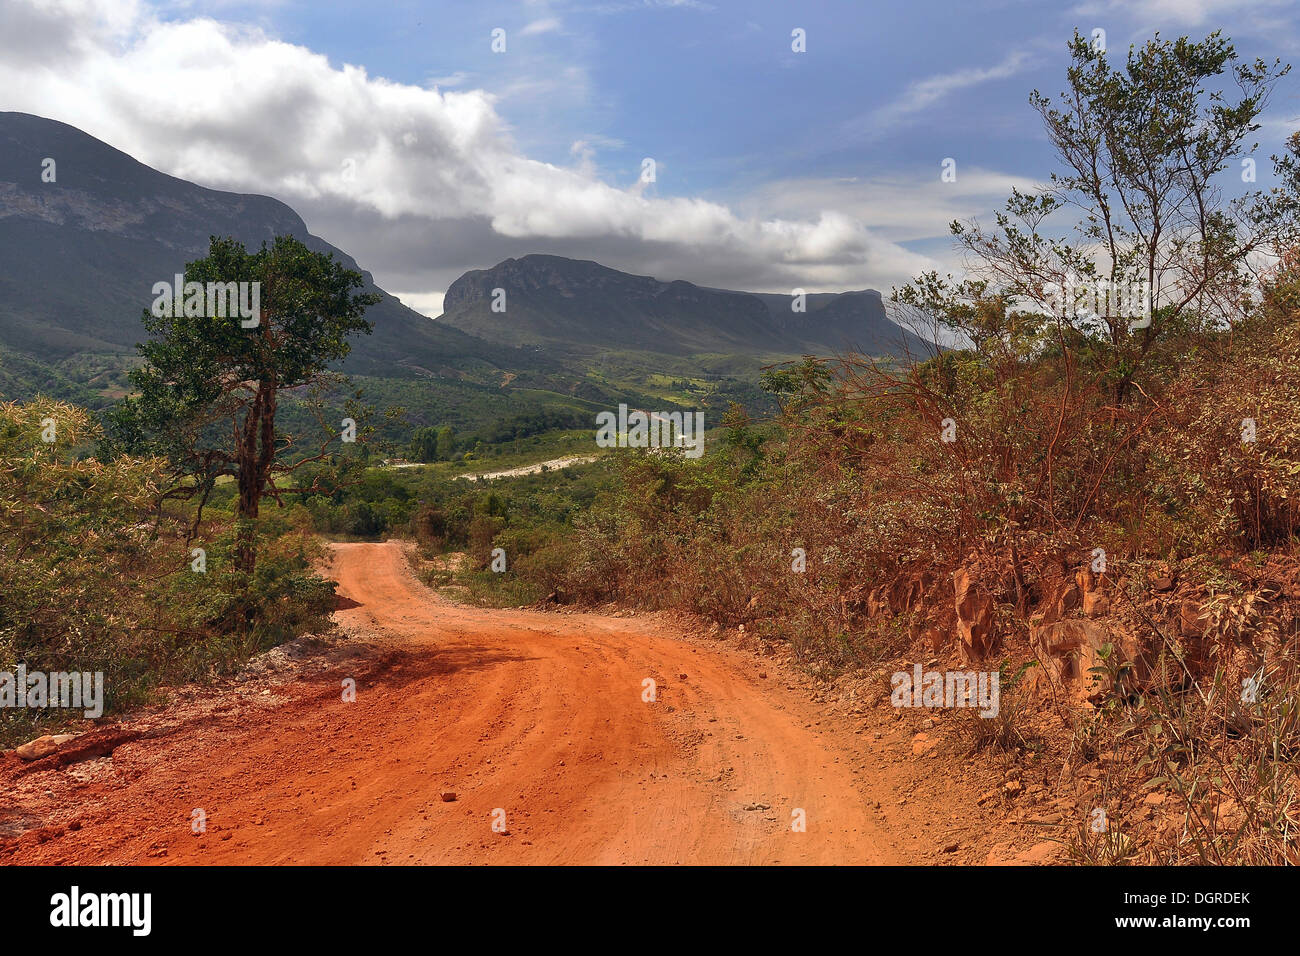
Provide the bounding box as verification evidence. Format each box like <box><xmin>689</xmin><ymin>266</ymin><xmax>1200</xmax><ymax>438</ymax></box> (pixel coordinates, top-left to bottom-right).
<box><xmin>3</xmin><ymin>541</ymin><xmax>903</xmax><ymax>865</ymax></box>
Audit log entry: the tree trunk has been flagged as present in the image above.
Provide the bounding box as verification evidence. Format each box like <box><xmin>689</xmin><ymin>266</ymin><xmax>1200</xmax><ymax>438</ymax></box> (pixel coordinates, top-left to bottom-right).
<box><xmin>234</xmin><ymin>472</ymin><xmax>260</xmax><ymax>575</ymax></box>
<box><xmin>233</xmin><ymin>386</ymin><xmax>271</xmax><ymax>574</ymax></box>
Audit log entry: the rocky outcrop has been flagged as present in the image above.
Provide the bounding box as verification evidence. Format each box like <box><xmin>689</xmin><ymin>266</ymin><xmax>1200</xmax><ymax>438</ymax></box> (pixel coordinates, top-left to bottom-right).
<box><xmin>1082</xmin><ymin>590</ymin><xmax>1110</xmax><ymax>618</ymax></box>
<box><xmin>14</xmin><ymin>733</ymin><xmax>77</xmax><ymax>761</ymax></box>
<box><xmin>953</xmin><ymin>568</ymin><xmax>998</xmax><ymax>661</ymax></box>
<box><xmin>1029</xmin><ymin>619</ymin><xmax>1150</xmax><ymax>702</ymax></box>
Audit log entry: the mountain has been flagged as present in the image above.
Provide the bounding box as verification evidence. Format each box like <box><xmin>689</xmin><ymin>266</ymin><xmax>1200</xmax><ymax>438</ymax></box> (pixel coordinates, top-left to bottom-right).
<box><xmin>439</xmin><ymin>254</ymin><xmax>932</xmax><ymax>358</ymax></box>
<box><xmin>0</xmin><ymin>111</ymin><xmax>573</xmax><ymax>419</ymax></box>
<box><xmin>0</xmin><ymin>112</ymin><xmax>929</xmax><ymax>440</ymax></box>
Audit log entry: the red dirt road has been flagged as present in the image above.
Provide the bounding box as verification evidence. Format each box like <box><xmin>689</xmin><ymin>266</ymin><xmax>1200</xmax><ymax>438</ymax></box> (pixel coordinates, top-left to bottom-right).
<box><xmin>2</xmin><ymin>541</ymin><xmax>907</xmax><ymax>865</ymax></box>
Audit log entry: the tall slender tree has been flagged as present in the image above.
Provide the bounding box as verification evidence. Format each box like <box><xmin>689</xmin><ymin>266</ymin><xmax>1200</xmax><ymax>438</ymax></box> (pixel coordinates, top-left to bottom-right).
<box><xmin>896</xmin><ymin>31</ymin><xmax>1288</xmax><ymax>404</ymax></box>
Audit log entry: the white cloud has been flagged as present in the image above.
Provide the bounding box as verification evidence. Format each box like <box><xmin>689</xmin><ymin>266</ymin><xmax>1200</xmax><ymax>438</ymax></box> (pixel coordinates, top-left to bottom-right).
<box><xmin>520</xmin><ymin>17</ymin><xmax>562</xmax><ymax>36</ymax></box>
<box><xmin>427</xmin><ymin>71</ymin><xmax>472</xmax><ymax>89</ymax></box>
<box><xmin>745</xmin><ymin>168</ymin><xmax>1044</xmax><ymax>244</ymax></box>
<box><xmin>391</xmin><ymin>291</ymin><xmax>446</xmax><ymax>319</ymax></box>
<box><xmin>589</xmin><ymin>0</ymin><xmax>714</xmax><ymax>12</ymax></box>
<box><xmin>0</xmin><ymin>0</ymin><xmax>944</xmax><ymax>297</ymax></box>
<box><xmin>568</xmin><ymin>134</ymin><xmax>627</xmax><ymax>176</ymax></box>
<box><xmin>1257</xmin><ymin>113</ymin><xmax>1300</xmax><ymax>147</ymax></box>
<box><xmin>1072</xmin><ymin>0</ymin><xmax>1294</xmax><ymax>30</ymax></box>
<box><xmin>859</xmin><ymin>50</ymin><xmax>1034</xmax><ymax>133</ymax></box>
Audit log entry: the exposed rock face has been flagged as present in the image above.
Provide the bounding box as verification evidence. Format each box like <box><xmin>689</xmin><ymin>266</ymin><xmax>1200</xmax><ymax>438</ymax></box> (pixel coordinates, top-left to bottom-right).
<box><xmin>1076</xmin><ymin>566</ymin><xmax>1097</xmax><ymax>594</ymax></box>
<box><xmin>1029</xmin><ymin>619</ymin><xmax>1149</xmax><ymax>701</ymax></box>
<box><xmin>1178</xmin><ymin>600</ymin><xmax>1206</xmax><ymax>638</ymax></box>
<box><xmin>1040</xmin><ymin>580</ymin><xmax>1081</xmax><ymax>626</ymax></box>
<box><xmin>890</xmin><ymin>570</ymin><xmax>935</xmax><ymax>616</ymax></box>
<box><xmin>1082</xmin><ymin>590</ymin><xmax>1110</xmax><ymax>618</ymax></box>
<box><xmin>953</xmin><ymin>568</ymin><xmax>997</xmax><ymax>661</ymax></box>
<box><xmin>868</xmin><ymin>587</ymin><xmax>891</xmax><ymax>619</ymax></box>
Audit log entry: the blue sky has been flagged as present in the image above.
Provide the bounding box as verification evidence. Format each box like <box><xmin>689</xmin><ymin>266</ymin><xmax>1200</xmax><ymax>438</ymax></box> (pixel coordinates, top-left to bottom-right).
<box><xmin>254</xmin><ymin>1</ymin><xmax>1299</xmax><ymax>175</ymax></box>
<box><xmin>3</xmin><ymin>0</ymin><xmax>1299</xmax><ymax>312</ymax></box>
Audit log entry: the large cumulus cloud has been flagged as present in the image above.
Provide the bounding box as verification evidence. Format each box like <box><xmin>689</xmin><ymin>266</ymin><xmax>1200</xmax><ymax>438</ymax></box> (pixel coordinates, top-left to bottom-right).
<box><xmin>0</xmin><ymin>0</ymin><xmax>973</xmax><ymax>312</ymax></box>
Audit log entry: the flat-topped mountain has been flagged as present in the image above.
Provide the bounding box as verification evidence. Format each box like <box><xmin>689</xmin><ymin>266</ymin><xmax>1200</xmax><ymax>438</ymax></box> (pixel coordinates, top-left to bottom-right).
<box><xmin>440</xmin><ymin>254</ymin><xmax>931</xmax><ymax>357</ymax></box>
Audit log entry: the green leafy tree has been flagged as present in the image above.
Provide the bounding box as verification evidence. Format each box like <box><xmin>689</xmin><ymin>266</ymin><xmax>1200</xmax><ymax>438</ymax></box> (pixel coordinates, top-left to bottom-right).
<box><xmin>409</xmin><ymin>424</ymin><xmax>457</xmax><ymax>462</ymax></box>
<box><xmin>896</xmin><ymin>31</ymin><xmax>1288</xmax><ymax>403</ymax></box>
<box><xmin>108</xmin><ymin>235</ymin><xmax>378</xmax><ymax>572</ymax></box>
<box><xmin>437</xmin><ymin>424</ymin><xmax>457</xmax><ymax>460</ymax></box>
<box><xmin>408</xmin><ymin>426</ymin><xmax>438</xmax><ymax>463</ymax></box>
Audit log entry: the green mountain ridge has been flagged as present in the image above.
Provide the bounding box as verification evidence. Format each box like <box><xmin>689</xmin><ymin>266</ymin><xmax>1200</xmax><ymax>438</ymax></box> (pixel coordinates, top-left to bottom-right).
<box><xmin>0</xmin><ymin>111</ymin><xmax>550</xmax><ymax>390</ymax></box>
<box><xmin>439</xmin><ymin>253</ymin><xmax>932</xmax><ymax>358</ymax></box>
<box><xmin>0</xmin><ymin>112</ymin><xmax>929</xmax><ymax>442</ymax></box>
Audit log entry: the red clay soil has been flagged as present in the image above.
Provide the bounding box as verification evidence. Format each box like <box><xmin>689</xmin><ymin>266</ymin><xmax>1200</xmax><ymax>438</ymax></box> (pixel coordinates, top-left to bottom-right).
<box><xmin>0</xmin><ymin>541</ymin><xmax>1001</xmax><ymax>865</ymax></box>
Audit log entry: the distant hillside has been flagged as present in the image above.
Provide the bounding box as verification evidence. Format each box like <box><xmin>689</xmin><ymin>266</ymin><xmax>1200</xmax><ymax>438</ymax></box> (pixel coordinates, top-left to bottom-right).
<box><xmin>0</xmin><ymin>113</ymin><xmax>928</xmax><ymax>440</ymax></box>
<box><xmin>0</xmin><ymin>112</ymin><xmax>566</xmax><ymax>409</ymax></box>
<box><xmin>439</xmin><ymin>254</ymin><xmax>933</xmax><ymax>358</ymax></box>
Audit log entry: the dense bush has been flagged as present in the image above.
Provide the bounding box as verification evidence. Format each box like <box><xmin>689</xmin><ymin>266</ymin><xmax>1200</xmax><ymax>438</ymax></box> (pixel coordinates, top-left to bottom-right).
<box><xmin>0</xmin><ymin>399</ymin><xmax>336</xmax><ymax>746</ymax></box>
